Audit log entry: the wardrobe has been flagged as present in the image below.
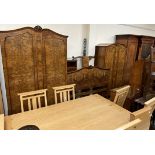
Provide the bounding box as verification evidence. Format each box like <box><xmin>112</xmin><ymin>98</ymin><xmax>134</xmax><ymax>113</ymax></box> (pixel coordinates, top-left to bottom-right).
<box><xmin>116</xmin><ymin>34</ymin><xmax>155</xmax><ymax>97</ymax></box>
<box><xmin>95</xmin><ymin>35</ymin><xmax>155</xmax><ymax>98</ymax></box>
<box><xmin>116</xmin><ymin>34</ymin><xmax>155</xmax><ymax>61</ymax></box>
<box><xmin>0</xmin><ymin>26</ymin><xmax>68</xmax><ymax>114</ymax></box>
<box><xmin>95</xmin><ymin>43</ymin><xmax>128</xmax><ymax>89</ymax></box>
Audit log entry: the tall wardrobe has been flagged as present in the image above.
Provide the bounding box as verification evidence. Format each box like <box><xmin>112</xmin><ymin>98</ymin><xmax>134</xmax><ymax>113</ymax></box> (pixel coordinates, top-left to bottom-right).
<box><xmin>95</xmin><ymin>43</ymin><xmax>128</xmax><ymax>89</ymax></box>
<box><xmin>0</xmin><ymin>26</ymin><xmax>68</xmax><ymax>114</ymax></box>
<box><xmin>95</xmin><ymin>34</ymin><xmax>155</xmax><ymax>99</ymax></box>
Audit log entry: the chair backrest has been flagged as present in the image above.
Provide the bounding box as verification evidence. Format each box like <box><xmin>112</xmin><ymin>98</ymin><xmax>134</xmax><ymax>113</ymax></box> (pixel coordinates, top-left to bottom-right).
<box><xmin>130</xmin><ymin>106</ymin><xmax>152</xmax><ymax>130</ymax></box>
<box><xmin>116</xmin><ymin>118</ymin><xmax>142</xmax><ymax>130</ymax></box>
<box><xmin>110</xmin><ymin>85</ymin><xmax>130</xmax><ymax>107</ymax></box>
<box><xmin>144</xmin><ymin>97</ymin><xmax>155</xmax><ymax>115</ymax></box>
<box><xmin>18</xmin><ymin>89</ymin><xmax>47</xmax><ymax>112</ymax></box>
<box><xmin>53</xmin><ymin>84</ymin><xmax>76</xmax><ymax>104</ymax></box>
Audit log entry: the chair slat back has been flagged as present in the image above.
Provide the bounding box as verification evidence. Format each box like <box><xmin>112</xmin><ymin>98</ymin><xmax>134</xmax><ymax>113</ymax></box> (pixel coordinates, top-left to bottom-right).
<box><xmin>111</xmin><ymin>85</ymin><xmax>130</xmax><ymax>107</ymax></box>
<box><xmin>116</xmin><ymin>119</ymin><xmax>142</xmax><ymax>130</ymax></box>
<box><xmin>18</xmin><ymin>89</ymin><xmax>47</xmax><ymax>112</ymax></box>
<box><xmin>53</xmin><ymin>84</ymin><xmax>76</xmax><ymax>104</ymax></box>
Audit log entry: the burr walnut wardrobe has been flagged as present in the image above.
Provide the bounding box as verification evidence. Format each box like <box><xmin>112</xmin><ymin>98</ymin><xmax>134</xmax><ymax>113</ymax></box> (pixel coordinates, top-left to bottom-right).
<box><xmin>0</xmin><ymin>26</ymin><xmax>68</xmax><ymax>114</ymax></box>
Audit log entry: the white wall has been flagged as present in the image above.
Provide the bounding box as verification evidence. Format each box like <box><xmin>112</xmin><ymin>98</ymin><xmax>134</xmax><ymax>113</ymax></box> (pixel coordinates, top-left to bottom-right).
<box><xmin>1</xmin><ymin>24</ymin><xmax>155</xmax><ymax>58</ymax></box>
<box><xmin>88</xmin><ymin>24</ymin><xmax>155</xmax><ymax>56</ymax></box>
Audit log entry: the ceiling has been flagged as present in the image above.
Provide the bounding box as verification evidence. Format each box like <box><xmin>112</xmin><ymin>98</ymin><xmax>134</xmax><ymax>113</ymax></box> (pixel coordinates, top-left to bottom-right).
<box><xmin>126</xmin><ymin>24</ymin><xmax>155</xmax><ymax>31</ymax></box>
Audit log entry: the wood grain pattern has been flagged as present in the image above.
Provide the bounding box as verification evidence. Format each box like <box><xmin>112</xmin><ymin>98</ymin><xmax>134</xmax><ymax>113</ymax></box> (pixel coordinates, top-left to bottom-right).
<box><xmin>0</xmin><ymin>26</ymin><xmax>68</xmax><ymax>114</ymax></box>
<box><xmin>3</xmin><ymin>32</ymin><xmax>36</xmax><ymax>114</ymax></box>
<box><xmin>129</xmin><ymin>60</ymin><xmax>144</xmax><ymax>98</ymax></box>
<box><xmin>42</xmin><ymin>30</ymin><xmax>67</xmax><ymax>105</ymax></box>
<box><xmin>4</xmin><ymin>94</ymin><xmax>131</xmax><ymax>130</ymax></box>
<box><xmin>116</xmin><ymin>35</ymin><xmax>155</xmax><ymax>98</ymax></box>
<box><xmin>0</xmin><ymin>114</ymin><xmax>4</xmax><ymax>130</ymax></box>
<box><xmin>116</xmin><ymin>35</ymin><xmax>138</xmax><ymax>63</ymax></box>
<box><xmin>82</xmin><ymin>56</ymin><xmax>89</xmax><ymax>68</ymax></box>
<box><xmin>67</xmin><ymin>66</ymin><xmax>110</xmax><ymax>97</ymax></box>
<box><xmin>95</xmin><ymin>44</ymin><xmax>127</xmax><ymax>89</ymax></box>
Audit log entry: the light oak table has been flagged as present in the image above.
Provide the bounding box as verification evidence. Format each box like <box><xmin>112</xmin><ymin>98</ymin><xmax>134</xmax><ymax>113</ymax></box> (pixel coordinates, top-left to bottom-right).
<box><xmin>5</xmin><ymin>94</ymin><xmax>131</xmax><ymax>130</ymax></box>
<box><xmin>0</xmin><ymin>114</ymin><xmax>4</xmax><ymax>130</ymax></box>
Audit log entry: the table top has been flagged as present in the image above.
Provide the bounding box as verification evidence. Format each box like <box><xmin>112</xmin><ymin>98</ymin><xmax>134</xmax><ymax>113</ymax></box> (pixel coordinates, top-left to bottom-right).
<box><xmin>0</xmin><ymin>114</ymin><xmax>4</xmax><ymax>130</ymax></box>
<box><xmin>5</xmin><ymin>94</ymin><xmax>131</xmax><ymax>130</ymax></box>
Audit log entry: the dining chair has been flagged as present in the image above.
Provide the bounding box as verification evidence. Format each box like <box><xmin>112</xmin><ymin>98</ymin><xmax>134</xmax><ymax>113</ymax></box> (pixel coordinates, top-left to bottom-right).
<box><xmin>53</xmin><ymin>84</ymin><xmax>76</xmax><ymax>104</ymax></box>
<box><xmin>144</xmin><ymin>97</ymin><xmax>155</xmax><ymax>129</ymax></box>
<box><xmin>18</xmin><ymin>89</ymin><xmax>48</xmax><ymax>112</ymax></box>
<box><xmin>116</xmin><ymin>118</ymin><xmax>142</xmax><ymax>130</ymax></box>
<box><xmin>110</xmin><ymin>85</ymin><xmax>130</xmax><ymax>107</ymax></box>
<box><xmin>144</xmin><ymin>97</ymin><xmax>155</xmax><ymax>114</ymax></box>
<box><xmin>130</xmin><ymin>106</ymin><xmax>152</xmax><ymax>130</ymax></box>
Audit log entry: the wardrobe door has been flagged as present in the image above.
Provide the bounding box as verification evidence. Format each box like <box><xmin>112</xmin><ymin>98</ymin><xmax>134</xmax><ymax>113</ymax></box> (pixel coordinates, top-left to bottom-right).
<box><xmin>115</xmin><ymin>44</ymin><xmax>128</xmax><ymax>87</ymax></box>
<box><xmin>116</xmin><ymin>35</ymin><xmax>138</xmax><ymax>64</ymax></box>
<box><xmin>94</xmin><ymin>46</ymin><xmax>107</xmax><ymax>68</ymax></box>
<box><xmin>104</xmin><ymin>44</ymin><xmax>127</xmax><ymax>88</ymax></box>
<box><xmin>0</xmin><ymin>30</ymin><xmax>37</xmax><ymax>114</ymax></box>
<box><xmin>103</xmin><ymin>45</ymin><xmax>117</xmax><ymax>88</ymax></box>
<box><xmin>129</xmin><ymin>60</ymin><xmax>144</xmax><ymax>98</ymax></box>
<box><xmin>95</xmin><ymin>44</ymin><xmax>127</xmax><ymax>89</ymax></box>
<box><xmin>42</xmin><ymin>30</ymin><xmax>67</xmax><ymax>104</ymax></box>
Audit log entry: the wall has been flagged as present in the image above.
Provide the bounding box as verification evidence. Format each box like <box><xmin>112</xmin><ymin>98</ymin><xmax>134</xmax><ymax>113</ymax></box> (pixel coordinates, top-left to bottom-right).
<box><xmin>1</xmin><ymin>24</ymin><xmax>155</xmax><ymax>61</ymax></box>
<box><xmin>88</xmin><ymin>24</ymin><xmax>155</xmax><ymax>56</ymax></box>
<box><xmin>1</xmin><ymin>24</ymin><xmax>155</xmax><ymax>58</ymax></box>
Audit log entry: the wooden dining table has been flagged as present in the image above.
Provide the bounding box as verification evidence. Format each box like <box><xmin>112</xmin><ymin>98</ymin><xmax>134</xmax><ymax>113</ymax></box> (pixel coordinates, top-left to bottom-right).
<box><xmin>4</xmin><ymin>94</ymin><xmax>131</xmax><ymax>130</ymax></box>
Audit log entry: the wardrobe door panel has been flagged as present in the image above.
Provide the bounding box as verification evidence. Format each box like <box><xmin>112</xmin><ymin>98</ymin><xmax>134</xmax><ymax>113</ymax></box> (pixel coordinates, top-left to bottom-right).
<box><xmin>94</xmin><ymin>46</ymin><xmax>107</xmax><ymax>68</ymax></box>
<box><xmin>43</xmin><ymin>33</ymin><xmax>67</xmax><ymax>104</ymax></box>
<box><xmin>95</xmin><ymin>44</ymin><xmax>127</xmax><ymax>89</ymax></box>
<box><xmin>115</xmin><ymin>45</ymin><xmax>127</xmax><ymax>87</ymax></box>
<box><xmin>34</xmin><ymin>33</ymin><xmax>44</xmax><ymax>90</ymax></box>
<box><xmin>3</xmin><ymin>32</ymin><xmax>37</xmax><ymax>114</ymax></box>
<box><xmin>104</xmin><ymin>45</ymin><xmax>116</xmax><ymax>88</ymax></box>
<box><xmin>0</xmin><ymin>27</ymin><xmax>68</xmax><ymax>114</ymax></box>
